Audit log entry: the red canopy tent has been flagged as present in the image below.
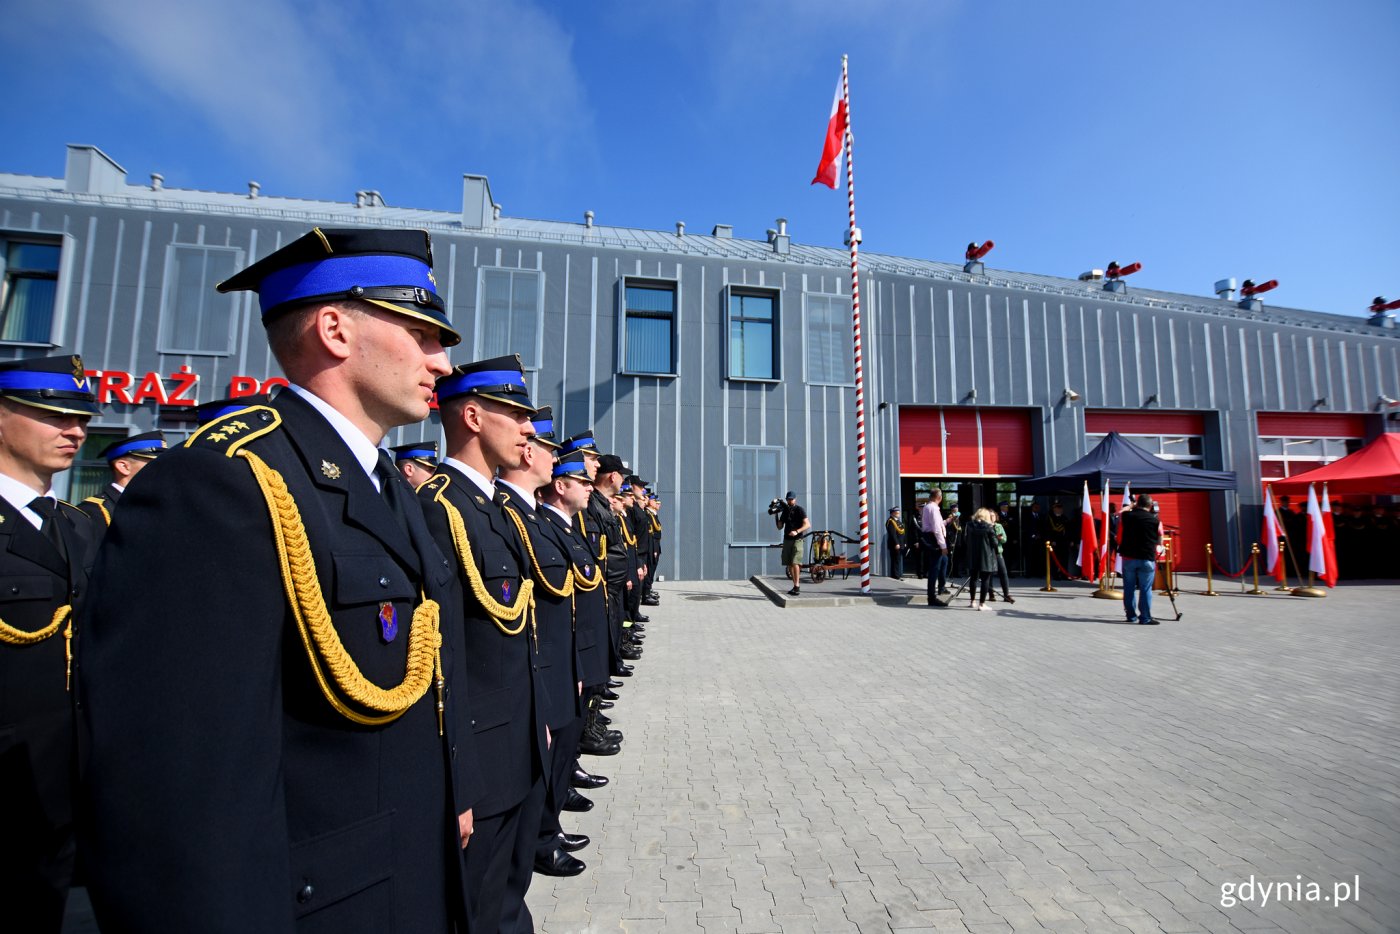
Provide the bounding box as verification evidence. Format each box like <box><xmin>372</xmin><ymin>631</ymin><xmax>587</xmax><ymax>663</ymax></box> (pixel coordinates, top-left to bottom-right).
<box><xmin>1269</xmin><ymin>433</ymin><xmax>1400</xmax><ymax>495</ymax></box>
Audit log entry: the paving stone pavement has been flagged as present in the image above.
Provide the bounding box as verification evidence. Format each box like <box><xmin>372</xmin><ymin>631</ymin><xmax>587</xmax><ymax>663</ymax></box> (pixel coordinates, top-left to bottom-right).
<box><xmin>527</xmin><ymin>577</ymin><xmax>1400</xmax><ymax>934</ymax></box>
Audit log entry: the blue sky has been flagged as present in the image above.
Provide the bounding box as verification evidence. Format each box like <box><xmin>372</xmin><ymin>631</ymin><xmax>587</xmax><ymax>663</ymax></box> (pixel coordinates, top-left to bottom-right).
<box><xmin>3</xmin><ymin>0</ymin><xmax>1397</xmax><ymax>317</ymax></box>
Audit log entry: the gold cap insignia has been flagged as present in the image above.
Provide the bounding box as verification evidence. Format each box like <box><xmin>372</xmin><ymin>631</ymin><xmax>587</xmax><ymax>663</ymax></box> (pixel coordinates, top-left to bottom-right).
<box><xmin>321</xmin><ymin>460</ymin><xmax>342</xmax><ymax>479</ymax></box>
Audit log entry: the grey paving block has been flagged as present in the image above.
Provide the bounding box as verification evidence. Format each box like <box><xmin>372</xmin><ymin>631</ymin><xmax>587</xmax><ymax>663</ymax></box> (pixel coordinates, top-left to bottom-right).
<box><xmin>524</xmin><ymin>580</ymin><xmax>1400</xmax><ymax>934</ymax></box>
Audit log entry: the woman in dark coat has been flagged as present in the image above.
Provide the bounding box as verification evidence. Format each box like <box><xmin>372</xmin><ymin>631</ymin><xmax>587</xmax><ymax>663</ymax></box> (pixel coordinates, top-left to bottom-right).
<box><xmin>965</xmin><ymin>508</ymin><xmax>1000</xmax><ymax>610</ymax></box>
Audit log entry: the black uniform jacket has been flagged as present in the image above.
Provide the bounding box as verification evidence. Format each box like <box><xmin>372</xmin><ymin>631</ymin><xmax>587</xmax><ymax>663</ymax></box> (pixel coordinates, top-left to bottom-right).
<box><xmin>495</xmin><ymin>483</ymin><xmax>577</xmax><ymax>731</ymax></box>
<box><xmin>539</xmin><ymin>506</ymin><xmax>608</xmax><ymax>693</ymax></box>
<box><xmin>419</xmin><ymin>464</ymin><xmax>545</xmax><ymax>819</ymax></box>
<box><xmin>79</xmin><ymin>394</ymin><xmax>469</xmax><ymax>934</ymax></box>
<box><xmin>0</xmin><ymin>497</ymin><xmax>94</xmax><ymax>836</ymax></box>
<box><xmin>77</xmin><ymin>484</ymin><xmax>120</xmax><ymax>527</ymax></box>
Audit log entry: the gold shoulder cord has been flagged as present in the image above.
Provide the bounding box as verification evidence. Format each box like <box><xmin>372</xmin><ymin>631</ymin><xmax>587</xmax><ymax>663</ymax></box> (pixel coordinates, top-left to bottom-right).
<box><xmin>83</xmin><ymin>496</ymin><xmax>112</xmax><ymax>526</ymax></box>
<box><xmin>0</xmin><ymin>605</ymin><xmax>74</xmax><ymax>691</ymax></box>
<box><xmin>617</xmin><ymin>515</ymin><xmax>637</xmax><ymax>547</ymax></box>
<box><xmin>501</xmin><ymin>505</ymin><xmax>573</xmax><ymax>598</ymax></box>
<box><xmin>239</xmin><ymin>449</ymin><xmax>444</xmax><ymax>731</ymax></box>
<box><xmin>431</xmin><ymin>487</ymin><xmax>536</xmax><ymax>640</ymax></box>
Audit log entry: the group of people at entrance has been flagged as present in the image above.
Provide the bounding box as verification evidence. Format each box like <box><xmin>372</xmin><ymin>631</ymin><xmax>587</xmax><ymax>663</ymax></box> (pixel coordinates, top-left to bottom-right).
<box><xmin>885</xmin><ymin>491</ymin><xmax>1017</xmax><ymax>607</ymax></box>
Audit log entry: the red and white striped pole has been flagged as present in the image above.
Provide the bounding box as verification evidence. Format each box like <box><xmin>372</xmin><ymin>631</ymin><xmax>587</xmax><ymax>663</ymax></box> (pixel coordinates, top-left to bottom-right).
<box><xmin>841</xmin><ymin>55</ymin><xmax>872</xmax><ymax>593</ymax></box>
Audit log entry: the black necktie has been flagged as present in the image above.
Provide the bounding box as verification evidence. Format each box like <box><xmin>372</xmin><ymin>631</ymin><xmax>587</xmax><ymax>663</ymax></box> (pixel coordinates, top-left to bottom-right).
<box><xmin>29</xmin><ymin>496</ymin><xmax>69</xmax><ymax>564</ymax></box>
<box><xmin>375</xmin><ymin>451</ymin><xmax>414</xmax><ymax>539</ymax></box>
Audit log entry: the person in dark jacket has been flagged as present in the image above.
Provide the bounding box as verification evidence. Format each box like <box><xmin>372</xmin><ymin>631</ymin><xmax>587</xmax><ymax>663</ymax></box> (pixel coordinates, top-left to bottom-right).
<box><xmin>77</xmin><ymin>430</ymin><xmax>165</xmax><ymax>528</ymax></box>
<box><xmin>964</xmin><ymin>508</ymin><xmax>1000</xmax><ymax>610</ymax></box>
<box><xmin>0</xmin><ymin>354</ymin><xmax>100</xmax><ymax>933</ymax></box>
<box><xmin>1119</xmin><ymin>493</ymin><xmax>1164</xmax><ymax>625</ymax></box>
<box><xmin>884</xmin><ymin>506</ymin><xmax>907</xmax><ymax>579</ymax></box>
<box><xmin>81</xmin><ymin>229</ymin><xmax>473</xmax><ymax>933</ymax></box>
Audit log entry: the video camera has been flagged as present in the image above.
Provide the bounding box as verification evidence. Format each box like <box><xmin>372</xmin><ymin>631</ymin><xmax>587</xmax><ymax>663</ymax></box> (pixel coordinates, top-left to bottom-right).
<box><xmin>767</xmin><ymin>498</ymin><xmax>790</xmax><ymax>528</ymax></box>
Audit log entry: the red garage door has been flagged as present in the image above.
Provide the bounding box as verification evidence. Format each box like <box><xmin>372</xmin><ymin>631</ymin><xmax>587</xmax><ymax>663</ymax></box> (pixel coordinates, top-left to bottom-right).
<box><xmin>899</xmin><ymin>408</ymin><xmax>1033</xmax><ymax>477</ymax></box>
<box><xmin>1085</xmin><ymin>411</ymin><xmax>1211</xmax><ymax>571</ymax></box>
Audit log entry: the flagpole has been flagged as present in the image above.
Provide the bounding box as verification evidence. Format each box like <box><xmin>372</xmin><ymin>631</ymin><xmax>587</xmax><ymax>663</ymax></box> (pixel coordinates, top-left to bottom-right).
<box><xmin>840</xmin><ymin>54</ymin><xmax>872</xmax><ymax>594</ymax></box>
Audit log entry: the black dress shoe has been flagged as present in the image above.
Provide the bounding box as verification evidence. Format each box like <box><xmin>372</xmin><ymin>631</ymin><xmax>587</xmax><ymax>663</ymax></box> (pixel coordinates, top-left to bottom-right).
<box><xmin>579</xmin><ymin>735</ymin><xmax>620</xmax><ymax>756</ymax></box>
<box><xmin>617</xmin><ymin>662</ymin><xmax>635</xmax><ymax>672</ymax></box>
<box><xmin>633</xmin><ymin>614</ymin><xmax>650</xmax><ymax>623</ymax></box>
<box><xmin>612</xmin><ymin>667</ymin><xmax>633</xmax><ymax>678</ymax></box>
<box><xmin>605</xmin><ymin>681</ymin><xmax>623</xmax><ymax>691</ymax></box>
<box><xmin>598</xmin><ymin>700</ymin><xmax>615</xmax><ymax>709</ymax></box>
<box><xmin>588</xmin><ymin>725</ymin><xmax>622</xmax><ymax>743</ymax></box>
<box><xmin>559</xmin><ymin>832</ymin><xmax>590</xmax><ymax>853</ymax></box>
<box><xmin>619</xmin><ymin>646</ymin><xmax>642</xmax><ymax>661</ymax></box>
<box><xmin>534</xmin><ymin>849</ymin><xmax>586</xmax><ymax>877</ymax></box>
<box><xmin>563</xmin><ymin>788</ymin><xmax>594</xmax><ymax>812</ymax></box>
<box><xmin>596</xmin><ymin>712</ymin><xmax>611</xmax><ymax>725</ymax></box>
<box><xmin>572</xmin><ymin>768</ymin><xmax>609</xmax><ymax>789</ymax></box>
<box><xmin>631</xmin><ymin>623</ymin><xmax>646</xmax><ymax>632</ymax></box>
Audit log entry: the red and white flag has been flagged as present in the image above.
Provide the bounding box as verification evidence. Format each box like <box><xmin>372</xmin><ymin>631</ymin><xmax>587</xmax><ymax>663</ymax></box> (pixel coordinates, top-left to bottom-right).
<box><xmin>1113</xmin><ymin>482</ymin><xmax>1131</xmax><ymax>573</ymax></box>
<box><xmin>811</xmin><ymin>75</ymin><xmax>847</xmax><ymax>188</ymax></box>
<box><xmin>1262</xmin><ymin>485</ymin><xmax>1285</xmax><ymax>582</ymax></box>
<box><xmin>1098</xmin><ymin>484</ymin><xmax>1111</xmax><ymax>567</ymax></box>
<box><xmin>1306</xmin><ymin>484</ymin><xmax>1337</xmax><ymax>587</ymax></box>
<box><xmin>1076</xmin><ymin>481</ymin><xmax>1099</xmax><ymax>581</ymax></box>
<box><xmin>1320</xmin><ymin>484</ymin><xmax>1339</xmax><ymax>586</ymax></box>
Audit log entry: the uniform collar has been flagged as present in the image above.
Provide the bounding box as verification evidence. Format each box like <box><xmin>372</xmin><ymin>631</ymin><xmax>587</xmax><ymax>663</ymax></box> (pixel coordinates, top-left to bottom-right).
<box><xmin>496</xmin><ymin>477</ymin><xmax>537</xmax><ymax>508</ymax></box>
<box><xmin>542</xmin><ymin>501</ymin><xmax>572</xmax><ymax>524</ymax></box>
<box><xmin>286</xmin><ymin>383</ymin><xmax>381</xmax><ymax>487</ymax></box>
<box><xmin>444</xmin><ymin>456</ymin><xmax>497</xmax><ymax>501</ymax></box>
<box><xmin>0</xmin><ymin>471</ymin><xmax>54</xmax><ymax>530</ymax></box>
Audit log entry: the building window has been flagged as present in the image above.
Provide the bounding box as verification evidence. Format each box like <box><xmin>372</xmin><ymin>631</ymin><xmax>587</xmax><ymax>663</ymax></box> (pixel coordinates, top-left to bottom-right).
<box><xmin>804</xmin><ymin>293</ymin><xmax>853</xmax><ymax>385</ymax></box>
<box><xmin>726</xmin><ymin>287</ymin><xmax>779</xmax><ymax>381</ymax></box>
<box><xmin>159</xmin><ymin>245</ymin><xmax>243</xmax><ymax>355</ymax></box>
<box><xmin>620</xmin><ymin>279</ymin><xmax>676</xmax><ymax>376</ymax></box>
<box><xmin>728</xmin><ymin>445</ymin><xmax>785</xmax><ymax>545</ymax></box>
<box><xmin>0</xmin><ymin>239</ymin><xmax>62</xmax><ymax>343</ymax></box>
<box><xmin>1257</xmin><ymin>436</ymin><xmax>1362</xmax><ymax>480</ymax></box>
<box><xmin>68</xmin><ymin>428</ymin><xmax>128</xmax><ymax>504</ymax></box>
<box><xmin>477</xmin><ymin>267</ymin><xmax>544</xmax><ymax>369</ymax></box>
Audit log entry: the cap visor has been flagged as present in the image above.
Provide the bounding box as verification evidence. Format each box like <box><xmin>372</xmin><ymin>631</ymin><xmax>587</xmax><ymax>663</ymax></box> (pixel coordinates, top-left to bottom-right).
<box><xmin>364</xmin><ymin>298</ymin><xmax>462</xmax><ymax>347</ymax></box>
<box><xmin>473</xmin><ymin>391</ymin><xmax>537</xmax><ymax>415</ymax></box>
<box><xmin>6</xmin><ymin>395</ymin><xmax>101</xmax><ymax>417</ymax></box>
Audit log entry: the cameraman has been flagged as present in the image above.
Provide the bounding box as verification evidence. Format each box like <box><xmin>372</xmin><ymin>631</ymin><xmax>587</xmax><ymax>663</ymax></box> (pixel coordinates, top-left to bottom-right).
<box><xmin>778</xmin><ymin>491</ymin><xmax>810</xmax><ymax>596</ymax></box>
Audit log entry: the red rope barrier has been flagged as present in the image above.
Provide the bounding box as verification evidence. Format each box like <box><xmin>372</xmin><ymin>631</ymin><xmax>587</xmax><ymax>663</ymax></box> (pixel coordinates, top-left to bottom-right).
<box><xmin>1210</xmin><ymin>551</ymin><xmax>1254</xmax><ymax>579</ymax></box>
<box><xmin>1046</xmin><ymin>547</ymin><xmax>1091</xmax><ymax>581</ymax></box>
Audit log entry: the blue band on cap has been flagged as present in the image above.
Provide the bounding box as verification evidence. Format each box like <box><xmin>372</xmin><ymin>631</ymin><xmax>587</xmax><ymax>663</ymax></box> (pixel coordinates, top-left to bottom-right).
<box><xmin>553</xmin><ymin>460</ymin><xmax>589</xmax><ymax>479</ymax></box>
<box><xmin>437</xmin><ymin>369</ymin><xmax>527</xmax><ymax>400</ymax></box>
<box><xmin>531</xmin><ymin>418</ymin><xmax>554</xmax><ymax>436</ymax></box>
<box><xmin>0</xmin><ymin>371</ymin><xmax>93</xmax><ymax>394</ymax></box>
<box><xmin>107</xmin><ymin>438</ymin><xmax>165</xmax><ymax>460</ymax></box>
<box><xmin>396</xmin><ymin>446</ymin><xmax>436</xmax><ymax>461</ymax></box>
<box><xmin>561</xmin><ymin>435</ymin><xmax>596</xmax><ymax>453</ymax></box>
<box><xmin>257</xmin><ymin>254</ymin><xmax>436</xmax><ymax>314</ymax></box>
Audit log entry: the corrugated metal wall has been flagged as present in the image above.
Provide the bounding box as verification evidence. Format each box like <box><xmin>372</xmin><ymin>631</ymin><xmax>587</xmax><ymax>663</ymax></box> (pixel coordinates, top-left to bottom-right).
<box><xmin>3</xmin><ymin>194</ymin><xmax>1398</xmax><ymax>579</ymax></box>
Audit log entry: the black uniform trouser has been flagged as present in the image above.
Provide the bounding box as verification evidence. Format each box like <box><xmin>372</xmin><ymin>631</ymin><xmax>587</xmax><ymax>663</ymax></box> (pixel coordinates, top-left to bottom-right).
<box><xmin>536</xmin><ymin>714</ymin><xmax>586</xmax><ymax>860</ymax></box>
<box><xmin>887</xmin><ymin>545</ymin><xmax>903</xmax><ymax>578</ymax></box>
<box><xmin>605</xmin><ymin>583</ymin><xmax>626</xmax><ymax>671</ymax></box>
<box><xmin>624</xmin><ymin>573</ymin><xmax>642</xmax><ymax>621</ymax></box>
<box><xmin>500</xmin><ymin>776</ymin><xmax>547</xmax><ymax>934</ymax></box>
<box><xmin>1</xmin><ymin>713</ymin><xmax>76</xmax><ymax>934</ymax></box>
<box><xmin>464</xmin><ymin>797</ymin><xmax>526</xmax><ymax>934</ymax></box>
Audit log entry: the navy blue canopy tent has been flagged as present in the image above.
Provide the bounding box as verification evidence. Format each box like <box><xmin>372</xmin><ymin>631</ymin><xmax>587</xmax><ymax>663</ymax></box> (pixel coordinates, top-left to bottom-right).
<box><xmin>1017</xmin><ymin>432</ymin><xmax>1237</xmax><ymax>494</ymax></box>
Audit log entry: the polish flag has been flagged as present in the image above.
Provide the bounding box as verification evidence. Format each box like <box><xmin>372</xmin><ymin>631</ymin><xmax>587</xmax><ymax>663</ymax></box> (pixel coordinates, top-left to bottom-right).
<box><xmin>1113</xmin><ymin>482</ymin><xmax>1131</xmax><ymax>574</ymax></box>
<box><xmin>811</xmin><ymin>76</ymin><xmax>847</xmax><ymax>188</ymax></box>
<box><xmin>1306</xmin><ymin>484</ymin><xmax>1337</xmax><ymax>587</ymax></box>
<box><xmin>1076</xmin><ymin>481</ymin><xmax>1099</xmax><ymax>581</ymax></box>
<box><xmin>1321</xmin><ymin>484</ymin><xmax>1339</xmax><ymax>586</ymax></box>
<box><xmin>1262</xmin><ymin>485</ymin><xmax>1284</xmax><ymax>582</ymax></box>
<box><xmin>1098</xmin><ymin>484</ymin><xmax>1111</xmax><ymax>568</ymax></box>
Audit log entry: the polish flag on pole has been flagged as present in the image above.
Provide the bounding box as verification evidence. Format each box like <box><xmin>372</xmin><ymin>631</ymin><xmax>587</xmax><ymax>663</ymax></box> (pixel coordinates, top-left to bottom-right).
<box><xmin>1113</xmin><ymin>482</ymin><xmax>1131</xmax><ymax>573</ymax></box>
<box><xmin>1098</xmin><ymin>483</ymin><xmax>1111</xmax><ymax>569</ymax></box>
<box><xmin>1076</xmin><ymin>481</ymin><xmax>1099</xmax><ymax>581</ymax></box>
<box><xmin>1320</xmin><ymin>484</ymin><xmax>1339</xmax><ymax>586</ymax></box>
<box><xmin>1306</xmin><ymin>484</ymin><xmax>1337</xmax><ymax>587</ymax></box>
<box><xmin>811</xmin><ymin>76</ymin><xmax>847</xmax><ymax>188</ymax></box>
<box><xmin>1262</xmin><ymin>485</ymin><xmax>1285</xmax><ymax>582</ymax></box>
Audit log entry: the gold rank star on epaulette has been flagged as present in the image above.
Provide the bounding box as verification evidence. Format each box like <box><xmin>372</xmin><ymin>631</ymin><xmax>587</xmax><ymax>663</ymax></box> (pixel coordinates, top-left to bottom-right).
<box><xmin>186</xmin><ymin>405</ymin><xmax>281</xmax><ymax>456</ymax></box>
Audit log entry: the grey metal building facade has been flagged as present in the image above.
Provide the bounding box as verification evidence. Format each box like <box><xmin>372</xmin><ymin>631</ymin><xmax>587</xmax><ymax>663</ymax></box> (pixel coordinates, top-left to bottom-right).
<box><xmin>2</xmin><ymin>145</ymin><xmax>1397</xmax><ymax>580</ymax></box>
